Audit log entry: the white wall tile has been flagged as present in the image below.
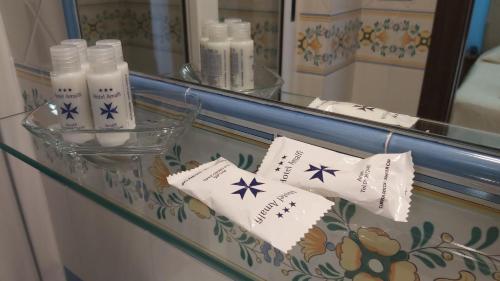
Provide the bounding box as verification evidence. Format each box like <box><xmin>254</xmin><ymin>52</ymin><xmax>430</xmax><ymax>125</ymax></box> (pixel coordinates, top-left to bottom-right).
<box><xmin>150</xmin><ymin>234</ymin><xmax>232</xmax><ymax>281</ymax></box>
<box><xmin>362</xmin><ymin>0</ymin><xmax>437</xmax><ymax>12</ymax></box>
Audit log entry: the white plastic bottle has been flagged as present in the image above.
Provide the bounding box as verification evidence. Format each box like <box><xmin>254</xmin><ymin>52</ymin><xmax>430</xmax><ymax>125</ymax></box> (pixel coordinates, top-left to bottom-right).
<box><xmin>87</xmin><ymin>45</ymin><xmax>129</xmax><ymax>147</ymax></box>
<box><xmin>206</xmin><ymin>23</ymin><xmax>231</xmax><ymax>90</ymax></box>
<box><xmin>224</xmin><ymin>18</ymin><xmax>242</xmax><ymax>40</ymax></box>
<box><xmin>230</xmin><ymin>22</ymin><xmax>254</xmax><ymax>91</ymax></box>
<box><xmin>61</xmin><ymin>39</ymin><xmax>89</xmax><ymax>72</ymax></box>
<box><xmin>96</xmin><ymin>39</ymin><xmax>135</xmax><ymax>129</ymax></box>
<box><xmin>200</xmin><ymin>20</ymin><xmax>216</xmax><ymax>84</ymax></box>
<box><xmin>49</xmin><ymin>45</ymin><xmax>94</xmax><ymax>143</ymax></box>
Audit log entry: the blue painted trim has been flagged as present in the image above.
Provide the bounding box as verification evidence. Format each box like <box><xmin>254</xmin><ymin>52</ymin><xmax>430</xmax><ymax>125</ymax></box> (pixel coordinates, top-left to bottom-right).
<box><xmin>61</xmin><ymin>0</ymin><xmax>81</xmax><ymax>39</ymax></box>
<box><xmin>415</xmin><ymin>174</ymin><xmax>499</xmax><ymax>204</ymax></box>
<box><xmin>131</xmin><ymin>75</ymin><xmax>389</xmax><ymax>154</ymax></box>
<box><xmin>198</xmin><ymin>114</ymin><xmax>274</xmax><ymax>141</ymax></box>
<box><xmin>388</xmin><ymin>133</ymin><xmax>500</xmax><ymax>187</ymax></box>
<box><xmin>64</xmin><ymin>266</ymin><xmax>83</xmax><ymax>281</ymax></box>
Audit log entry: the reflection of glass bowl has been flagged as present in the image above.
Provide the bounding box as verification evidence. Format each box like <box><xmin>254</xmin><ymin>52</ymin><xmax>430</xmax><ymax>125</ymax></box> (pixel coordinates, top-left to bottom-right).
<box><xmin>179</xmin><ymin>63</ymin><xmax>283</xmax><ymax>100</ymax></box>
<box><xmin>22</xmin><ymin>90</ymin><xmax>200</xmax><ymax>156</ymax></box>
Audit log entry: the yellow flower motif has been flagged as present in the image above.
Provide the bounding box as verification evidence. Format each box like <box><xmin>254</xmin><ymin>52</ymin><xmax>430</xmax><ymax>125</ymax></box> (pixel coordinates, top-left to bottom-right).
<box><xmin>336</xmin><ymin>227</ymin><xmax>419</xmax><ymax>281</ymax></box>
<box><xmin>434</xmin><ymin>270</ymin><xmax>476</xmax><ymax>281</ymax></box>
<box><xmin>299</xmin><ymin>226</ymin><xmax>335</xmax><ymax>262</ymax></box>
<box><xmin>308</xmin><ymin>37</ymin><xmax>322</xmax><ymax>53</ymax></box>
<box><xmin>148</xmin><ymin>156</ymin><xmax>170</xmax><ymax>192</ymax></box>
<box><xmin>336</xmin><ymin>236</ymin><xmax>362</xmax><ymax>271</ymax></box>
<box><xmin>401</xmin><ymin>32</ymin><xmax>416</xmax><ymax>46</ymax></box>
<box><xmin>389</xmin><ymin>261</ymin><xmax>419</xmax><ymax>281</ymax></box>
<box><xmin>441</xmin><ymin>232</ymin><xmax>454</xmax><ymax>243</ymax></box>
<box><xmin>358</xmin><ymin>227</ymin><xmax>401</xmax><ymax>256</ymax></box>
<box><xmin>375</xmin><ymin>31</ymin><xmax>389</xmax><ymax>44</ymax></box>
<box><xmin>494</xmin><ymin>272</ymin><xmax>500</xmax><ymax>281</ymax></box>
<box><xmin>353</xmin><ymin>272</ymin><xmax>383</xmax><ymax>281</ymax></box>
<box><xmin>187</xmin><ymin>197</ymin><xmax>211</xmax><ymax>219</ymax></box>
<box><xmin>185</xmin><ymin>160</ymin><xmax>200</xmax><ymax>170</ymax></box>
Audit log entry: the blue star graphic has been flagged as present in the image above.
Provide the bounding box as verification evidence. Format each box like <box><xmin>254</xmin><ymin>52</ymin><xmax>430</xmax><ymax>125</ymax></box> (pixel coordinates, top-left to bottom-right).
<box><xmin>354</xmin><ymin>104</ymin><xmax>375</xmax><ymax>112</ymax></box>
<box><xmin>100</xmin><ymin>102</ymin><xmax>118</xmax><ymax>119</ymax></box>
<box><xmin>305</xmin><ymin>164</ymin><xmax>339</xmax><ymax>182</ymax></box>
<box><xmin>60</xmin><ymin>103</ymin><xmax>78</xmax><ymax>120</ymax></box>
<box><xmin>231</xmin><ymin>178</ymin><xmax>265</xmax><ymax>199</ymax></box>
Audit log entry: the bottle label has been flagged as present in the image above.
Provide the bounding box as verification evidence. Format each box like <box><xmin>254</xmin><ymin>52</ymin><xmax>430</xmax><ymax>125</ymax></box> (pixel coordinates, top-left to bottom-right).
<box><xmin>53</xmin><ymin>81</ymin><xmax>93</xmax><ymax>130</ymax></box>
<box><xmin>205</xmin><ymin>48</ymin><xmax>229</xmax><ymax>89</ymax></box>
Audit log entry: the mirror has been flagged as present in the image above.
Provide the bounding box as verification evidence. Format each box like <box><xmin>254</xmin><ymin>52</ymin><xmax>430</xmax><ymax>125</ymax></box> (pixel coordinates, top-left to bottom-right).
<box><xmin>75</xmin><ymin>0</ymin><xmax>500</xmax><ymax>150</ymax></box>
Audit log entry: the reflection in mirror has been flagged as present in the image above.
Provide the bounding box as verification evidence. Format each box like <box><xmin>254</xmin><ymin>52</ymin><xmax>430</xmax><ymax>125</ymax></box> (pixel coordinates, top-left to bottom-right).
<box><xmin>75</xmin><ymin>0</ymin><xmax>500</xmax><ymax>151</ymax></box>
<box><xmin>450</xmin><ymin>0</ymin><xmax>500</xmax><ymax>148</ymax></box>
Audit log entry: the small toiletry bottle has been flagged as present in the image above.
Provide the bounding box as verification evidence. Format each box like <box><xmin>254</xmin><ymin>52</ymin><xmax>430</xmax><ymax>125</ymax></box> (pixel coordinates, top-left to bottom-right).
<box><xmin>87</xmin><ymin>45</ymin><xmax>129</xmax><ymax>147</ymax></box>
<box><xmin>49</xmin><ymin>45</ymin><xmax>94</xmax><ymax>143</ymax></box>
<box><xmin>96</xmin><ymin>39</ymin><xmax>135</xmax><ymax>129</ymax></box>
<box><xmin>224</xmin><ymin>18</ymin><xmax>242</xmax><ymax>40</ymax></box>
<box><xmin>230</xmin><ymin>22</ymin><xmax>254</xmax><ymax>91</ymax></box>
<box><xmin>61</xmin><ymin>39</ymin><xmax>89</xmax><ymax>72</ymax></box>
<box><xmin>200</xmin><ymin>20</ymin><xmax>216</xmax><ymax>84</ymax></box>
<box><xmin>206</xmin><ymin>23</ymin><xmax>231</xmax><ymax>89</ymax></box>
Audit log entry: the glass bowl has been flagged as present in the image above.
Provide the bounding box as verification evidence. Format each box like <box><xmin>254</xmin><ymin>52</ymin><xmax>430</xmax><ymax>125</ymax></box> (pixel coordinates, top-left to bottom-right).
<box><xmin>178</xmin><ymin>63</ymin><xmax>283</xmax><ymax>99</ymax></box>
<box><xmin>22</xmin><ymin>89</ymin><xmax>200</xmax><ymax>156</ymax></box>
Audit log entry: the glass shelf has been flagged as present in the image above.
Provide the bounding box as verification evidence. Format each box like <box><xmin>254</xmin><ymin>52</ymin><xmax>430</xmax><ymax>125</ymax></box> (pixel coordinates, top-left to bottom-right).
<box><xmin>1</xmin><ymin>99</ymin><xmax>499</xmax><ymax>281</ymax></box>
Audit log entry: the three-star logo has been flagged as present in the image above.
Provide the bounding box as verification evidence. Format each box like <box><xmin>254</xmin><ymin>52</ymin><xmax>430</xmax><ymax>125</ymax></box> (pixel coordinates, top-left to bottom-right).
<box><xmin>354</xmin><ymin>104</ymin><xmax>375</xmax><ymax>112</ymax></box>
<box><xmin>60</xmin><ymin>103</ymin><xmax>78</xmax><ymax>120</ymax></box>
<box><xmin>100</xmin><ymin>102</ymin><xmax>118</xmax><ymax>119</ymax></box>
<box><xmin>231</xmin><ymin>178</ymin><xmax>265</xmax><ymax>199</ymax></box>
<box><xmin>305</xmin><ymin>164</ymin><xmax>339</xmax><ymax>182</ymax></box>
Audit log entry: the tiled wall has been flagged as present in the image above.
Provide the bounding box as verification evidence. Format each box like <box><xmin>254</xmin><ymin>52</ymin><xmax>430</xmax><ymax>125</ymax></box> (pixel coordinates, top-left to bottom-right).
<box><xmin>219</xmin><ymin>0</ymin><xmax>280</xmax><ymax>70</ymax></box>
<box><xmin>77</xmin><ymin>0</ymin><xmax>187</xmax><ymax>76</ymax></box>
<box><xmin>291</xmin><ymin>0</ymin><xmax>436</xmax><ymax>115</ymax></box>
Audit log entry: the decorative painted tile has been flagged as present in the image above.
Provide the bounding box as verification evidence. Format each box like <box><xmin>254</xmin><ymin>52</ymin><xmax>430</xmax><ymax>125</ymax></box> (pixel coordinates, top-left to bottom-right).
<box><xmin>77</xmin><ymin>1</ymin><xmax>186</xmax><ymax>75</ymax></box>
<box><xmin>220</xmin><ymin>9</ymin><xmax>279</xmax><ymax>70</ymax></box>
<box><xmin>17</xmin><ymin>67</ymin><xmax>500</xmax><ymax>281</ymax></box>
<box><xmin>296</xmin><ymin>12</ymin><xmax>361</xmax><ymax>75</ymax></box>
<box><xmin>356</xmin><ymin>9</ymin><xmax>434</xmax><ymax>69</ymax></box>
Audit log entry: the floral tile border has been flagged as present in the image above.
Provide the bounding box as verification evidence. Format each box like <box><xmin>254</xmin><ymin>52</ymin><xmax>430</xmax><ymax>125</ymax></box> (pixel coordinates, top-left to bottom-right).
<box><xmin>16</xmin><ymin>67</ymin><xmax>500</xmax><ymax>281</ymax></box>
<box><xmin>219</xmin><ymin>9</ymin><xmax>279</xmax><ymax>70</ymax></box>
<box><xmin>296</xmin><ymin>9</ymin><xmax>434</xmax><ymax>75</ymax></box>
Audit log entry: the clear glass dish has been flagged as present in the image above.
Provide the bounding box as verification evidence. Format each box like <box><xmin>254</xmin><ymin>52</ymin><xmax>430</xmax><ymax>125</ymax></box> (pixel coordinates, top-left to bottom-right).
<box><xmin>22</xmin><ymin>89</ymin><xmax>200</xmax><ymax>156</ymax></box>
<box><xmin>178</xmin><ymin>63</ymin><xmax>283</xmax><ymax>99</ymax></box>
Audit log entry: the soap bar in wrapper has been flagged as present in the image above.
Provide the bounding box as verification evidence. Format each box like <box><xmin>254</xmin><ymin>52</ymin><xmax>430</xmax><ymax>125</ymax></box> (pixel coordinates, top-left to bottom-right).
<box><xmin>167</xmin><ymin>157</ymin><xmax>334</xmax><ymax>253</ymax></box>
<box><xmin>308</xmin><ymin>98</ymin><xmax>419</xmax><ymax>128</ymax></box>
<box><xmin>257</xmin><ymin>137</ymin><xmax>414</xmax><ymax>222</ymax></box>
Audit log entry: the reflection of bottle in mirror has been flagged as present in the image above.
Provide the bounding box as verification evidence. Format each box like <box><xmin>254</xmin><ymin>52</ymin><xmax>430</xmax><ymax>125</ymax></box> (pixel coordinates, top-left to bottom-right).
<box><xmin>230</xmin><ymin>22</ymin><xmax>254</xmax><ymax>91</ymax></box>
<box><xmin>61</xmin><ymin>39</ymin><xmax>89</xmax><ymax>73</ymax></box>
<box><xmin>224</xmin><ymin>18</ymin><xmax>242</xmax><ymax>40</ymax></box>
<box><xmin>49</xmin><ymin>45</ymin><xmax>94</xmax><ymax>143</ymax></box>
<box><xmin>96</xmin><ymin>39</ymin><xmax>135</xmax><ymax>129</ymax></box>
<box><xmin>200</xmin><ymin>20</ymin><xmax>216</xmax><ymax>84</ymax></box>
<box><xmin>87</xmin><ymin>45</ymin><xmax>129</xmax><ymax>147</ymax></box>
<box><xmin>206</xmin><ymin>23</ymin><xmax>231</xmax><ymax>90</ymax></box>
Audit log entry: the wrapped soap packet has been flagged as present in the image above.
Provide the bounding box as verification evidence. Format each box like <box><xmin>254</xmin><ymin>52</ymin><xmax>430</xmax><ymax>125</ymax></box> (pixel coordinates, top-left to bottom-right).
<box><xmin>308</xmin><ymin>98</ymin><xmax>419</xmax><ymax>128</ymax></box>
<box><xmin>257</xmin><ymin>137</ymin><xmax>414</xmax><ymax>222</ymax></box>
<box><xmin>167</xmin><ymin>157</ymin><xmax>334</xmax><ymax>253</ymax></box>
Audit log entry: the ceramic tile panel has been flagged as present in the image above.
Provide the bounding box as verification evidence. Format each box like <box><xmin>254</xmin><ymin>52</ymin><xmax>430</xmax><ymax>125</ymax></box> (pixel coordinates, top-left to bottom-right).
<box><xmin>219</xmin><ymin>9</ymin><xmax>279</xmax><ymax>70</ymax></box>
<box><xmin>219</xmin><ymin>0</ymin><xmax>279</xmax><ymax>13</ymax></box>
<box><xmin>362</xmin><ymin>0</ymin><xmax>438</xmax><ymax>13</ymax></box>
<box><xmin>78</xmin><ymin>0</ymin><xmax>186</xmax><ymax>75</ymax></box>
<box><xmin>296</xmin><ymin>11</ymin><xmax>361</xmax><ymax>75</ymax></box>
<box><xmin>15</xmin><ymin>67</ymin><xmax>500</xmax><ymax>281</ymax></box>
<box><xmin>356</xmin><ymin>9</ymin><xmax>434</xmax><ymax>70</ymax></box>
<box><xmin>298</xmin><ymin>0</ymin><xmax>362</xmax><ymax>16</ymax></box>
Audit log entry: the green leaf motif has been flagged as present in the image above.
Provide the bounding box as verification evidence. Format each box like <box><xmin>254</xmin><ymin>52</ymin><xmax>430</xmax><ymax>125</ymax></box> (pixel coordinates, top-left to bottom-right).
<box><xmin>413</xmin><ymin>254</ymin><xmax>435</xmax><ymax>268</ymax></box>
<box><xmin>419</xmin><ymin>250</ymin><xmax>445</xmax><ymax>267</ymax></box>
<box><xmin>472</xmin><ymin>252</ymin><xmax>491</xmax><ymax>275</ymax></box>
<box><xmin>477</xmin><ymin>226</ymin><xmax>498</xmax><ymax>250</ymax></box>
<box><xmin>344</xmin><ymin>204</ymin><xmax>355</xmax><ymax>224</ymax></box>
<box><xmin>465</xmin><ymin>227</ymin><xmax>482</xmax><ymax>247</ymax></box>
<box><xmin>327</xmin><ymin>224</ymin><xmax>347</xmax><ymax>232</ymax></box>
<box><xmin>410</xmin><ymin>226</ymin><xmax>422</xmax><ymax>250</ymax></box>
<box><xmin>421</xmin><ymin>221</ymin><xmax>434</xmax><ymax>247</ymax></box>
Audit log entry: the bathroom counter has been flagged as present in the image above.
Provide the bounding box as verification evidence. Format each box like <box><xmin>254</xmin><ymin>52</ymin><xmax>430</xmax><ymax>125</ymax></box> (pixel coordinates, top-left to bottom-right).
<box><xmin>0</xmin><ymin>106</ymin><xmax>499</xmax><ymax>281</ymax></box>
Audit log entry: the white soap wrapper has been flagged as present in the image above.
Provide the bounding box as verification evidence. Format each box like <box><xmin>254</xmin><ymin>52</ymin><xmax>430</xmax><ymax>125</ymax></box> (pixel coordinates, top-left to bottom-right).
<box><xmin>167</xmin><ymin>157</ymin><xmax>334</xmax><ymax>253</ymax></box>
<box><xmin>257</xmin><ymin>137</ymin><xmax>414</xmax><ymax>222</ymax></box>
<box><xmin>308</xmin><ymin>98</ymin><xmax>419</xmax><ymax>128</ymax></box>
